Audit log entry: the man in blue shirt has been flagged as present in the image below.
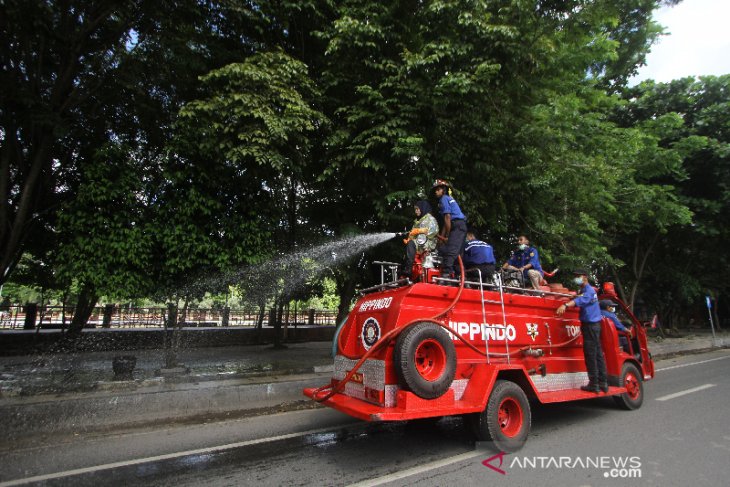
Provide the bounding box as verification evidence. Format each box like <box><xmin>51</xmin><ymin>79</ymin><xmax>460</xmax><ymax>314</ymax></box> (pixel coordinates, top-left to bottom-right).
<box><xmin>556</xmin><ymin>269</ymin><xmax>608</xmax><ymax>393</ymax></box>
<box><xmin>461</xmin><ymin>230</ymin><xmax>496</xmax><ymax>283</ymax></box>
<box><xmin>432</xmin><ymin>179</ymin><xmax>467</xmax><ymax>280</ymax></box>
<box><xmin>600</xmin><ymin>299</ymin><xmax>630</xmax><ymax>352</ymax></box>
<box><xmin>502</xmin><ymin>235</ymin><xmax>544</xmax><ymax>289</ymax></box>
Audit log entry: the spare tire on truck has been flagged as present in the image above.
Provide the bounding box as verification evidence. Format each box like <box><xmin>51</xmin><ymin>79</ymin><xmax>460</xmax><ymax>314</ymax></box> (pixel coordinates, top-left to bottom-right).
<box><xmin>394</xmin><ymin>322</ymin><xmax>456</xmax><ymax>399</ymax></box>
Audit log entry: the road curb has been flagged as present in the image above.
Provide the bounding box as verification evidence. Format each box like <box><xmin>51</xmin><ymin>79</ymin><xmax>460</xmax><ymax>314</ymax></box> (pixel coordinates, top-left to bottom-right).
<box><xmin>649</xmin><ymin>336</ymin><xmax>727</xmax><ymax>360</ymax></box>
<box><xmin>651</xmin><ymin>343</ymin><xmax>729</xmax><ymax>361</ymax></box>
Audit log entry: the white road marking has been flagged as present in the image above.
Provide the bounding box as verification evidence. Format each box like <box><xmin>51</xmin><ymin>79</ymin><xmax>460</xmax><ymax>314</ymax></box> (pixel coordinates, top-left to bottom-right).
<box><xmin>656</xmin><ymin>353</ymin><xmax>730</xmax><ymax>372</ymax></box>
<box><xmin>347</xmin><ymin>450</ymin><xmax>484</xmax><ymax>487</ymax></box>
<box><xmin>656</xmin><ymin>384</ymin><xmax>716</xmax><ymax>402</ymax></box>
<box><xmin>7</xmin><ymin>406</ymin><xmax>338</xmax><ymax>455</ymax></box>
<box><xmin>0</xmin><ymin>423</ymin><xmax>359</xmax><ymax>487</ymax></box>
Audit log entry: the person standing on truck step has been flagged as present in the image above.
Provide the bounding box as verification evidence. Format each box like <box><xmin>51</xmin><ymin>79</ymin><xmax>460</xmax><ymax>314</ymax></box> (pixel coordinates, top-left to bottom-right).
<box><xmin>556</xmin><ymin>269</ymin><xmax>608</xmax><ymax>393</ymax></box>
<box><xmin>460</xmin><ymin>230</ymin><xmax>496</xmax><ymax>283</ymax></box>
<box><xmin>400</xmin><ymin>200</ymin><xmax>440</xmax><ymax>278</ymax></box>
<box><xmin>432</xmin><ymin>179</ymin><xmax>467</xmax><ymax>280</ymax></box>
<box><xmin>503</xmin><ymin>235</ymin><xmax>544</xmax><ymax>289</ymax></box>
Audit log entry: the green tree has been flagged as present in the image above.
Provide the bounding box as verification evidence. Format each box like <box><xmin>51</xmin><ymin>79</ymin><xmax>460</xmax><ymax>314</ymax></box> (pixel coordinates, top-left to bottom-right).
<box><xmin>170</xmin><ymin>51</ymin><xmax>327</xmax><ymax>302</ymax></box>
<box><xmin>1</xmin><ymin>0</ymin><xmax>284</xmax><ymax>326</ymax></box>
<box><xmin>55</xmin><ymin>144</ymin><xmax>156</xmax><ymax>335</ymax></box>
<box><xmin>2</xmin><ymin>0</ymin><xmax>681</xmax><ymax>332</ymax></box>
<box><xmin>1</xmin><ymin>1</ymin><xmax>156</xmax><ymax>285</ymax></box>
<box><xmin>307</xmin><ymin>0</ymin><xmax>668</xmax><ymax>302</ymax></box>
<box><xmin>613</xmin><ymin>76</ymin><xmax>730</xmax><ymax>327</ymax></box>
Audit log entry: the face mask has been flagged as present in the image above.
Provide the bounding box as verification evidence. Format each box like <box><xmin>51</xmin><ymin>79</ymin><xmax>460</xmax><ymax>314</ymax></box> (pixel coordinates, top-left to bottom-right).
<box><xmin>518</xmin><ymin>244</ymin><xmax>528</xmax><ymax>250</ymax></box>
<box><xmin>573</xmin><ymin>277</ymin><xmax>584</xmax><ymax>285</ymax></box>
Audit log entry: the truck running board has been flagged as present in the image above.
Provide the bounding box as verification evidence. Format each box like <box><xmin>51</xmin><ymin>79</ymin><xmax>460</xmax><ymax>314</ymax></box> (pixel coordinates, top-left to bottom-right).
<box><xmin>538</xmin><ymin>386</ymin><xmax>627</xmax><ymax>404</ymax></box>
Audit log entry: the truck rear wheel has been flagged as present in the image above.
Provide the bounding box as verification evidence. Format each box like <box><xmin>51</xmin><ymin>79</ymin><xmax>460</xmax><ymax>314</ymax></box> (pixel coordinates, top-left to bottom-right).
<box><xmin>613</xmin><ymin>362</ymin><xmax>644</xmax><ymax>410</ymax></box>
<box><xmin>474</xmin><ymin>380</ymin><xmax>531</xmax><ymax>452</ymax></box>
<box><xmin>394</xmin><ymin>322</ymin><xmax>456</xmax><ymax>399</ymax></box>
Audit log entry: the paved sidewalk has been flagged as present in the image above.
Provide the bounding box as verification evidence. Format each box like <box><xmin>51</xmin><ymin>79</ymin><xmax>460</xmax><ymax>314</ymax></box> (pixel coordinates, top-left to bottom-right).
<box><xmin>0</xmin><ymin>330</ymin><xmax>726</xmax><ymax>442</ymax></box>
<box><xmin>0</xmin><ymin>341</ymin><xmax>334</xmax><ymax>397</ymax></box>
<box><xmin>648</xmin><ymin>330</ymin><xmax>727</xmax><ymax>357</ymax></box>
<box><xmin>0</xmin><ymin>341</ymin><xmax>335</xmax><ymax>442</ymax></box>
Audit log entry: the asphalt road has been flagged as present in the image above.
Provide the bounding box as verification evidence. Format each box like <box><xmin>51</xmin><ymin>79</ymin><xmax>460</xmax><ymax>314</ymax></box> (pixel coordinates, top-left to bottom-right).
<box><xmin>1</xmin><ymin>349</ymin><xmax>729</xmax><ymax>487</ymax></box>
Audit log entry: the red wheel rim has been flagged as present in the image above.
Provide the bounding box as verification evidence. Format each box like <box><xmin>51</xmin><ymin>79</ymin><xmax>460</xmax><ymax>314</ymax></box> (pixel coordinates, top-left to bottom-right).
<box><xmin>625</xmin><ymin>372</ymin><xmax>640</xmax><ymax>400</ymax></box>
<box><xmin>498</xmin><ymin>397</ymin><xmax>523</xmax><ymax>437</ymax></box>
<box><xmin>414</xmin><ymin>339</ymin><xmax>447</xmax><ymax>381</ymax></box>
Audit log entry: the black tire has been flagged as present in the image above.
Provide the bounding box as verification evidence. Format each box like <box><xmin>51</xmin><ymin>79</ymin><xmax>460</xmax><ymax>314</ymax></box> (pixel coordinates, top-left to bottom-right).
<box><xmin>474</xmin><ymin>380</ymin><xmax>531</xmax><ymax>453</ymax></box>
<box><xmin>613</xmin><ymin>362</ymin><xmax>644</xmax><ymax>410</ymax></box>
<box><xmin>394</xmin><ymin>322</ymin><xmax>456</xmax><ymax>399</ymax></box>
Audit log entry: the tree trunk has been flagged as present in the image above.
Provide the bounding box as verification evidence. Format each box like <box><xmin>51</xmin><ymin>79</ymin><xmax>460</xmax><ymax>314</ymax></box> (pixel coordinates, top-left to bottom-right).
<box><xmin>336</xmin><ymin>277</ymin><xmax>357</xmax><ymax>325</ymax></box>
<box><xmin>61</xmin><ymin>291</ymin><xmax>68</xmax><ymax>333</ymax></box>
<box><xmin>627</xmin><ymin>233</ymin><xmax>659</xmax><ymax>310</ymax></box>
<box><xmin>164</xmin><ymin>303</ymin><xmax>179</xmax><ymax>368</ymax></box>
<box><xmin>255</xmin><ymin>301</ymin><xmax>266</xmax><ymax>343</ymax></box>
<box><xmin>66</xmin><ymin>286</ymin><xmax>98</xmax><ymax>338</ymax></box>
<box><xmin>0</xmin><ymin>135</ymin><xmax>50</xmax><ymax>285</ymax></box>
<box><xmin>609</xmin><ymin>264</ymin><xmax>630</xmax><ymax>306</ymax></box>
<box><xmin>272</xmin><ymin>296</ymin><xmax>287</xmax><ymax>349</ymax></box>
<box><xmin>287</xmin><ymin>177</ymin><xmax>297</xmax><ymax>249</ymax></box>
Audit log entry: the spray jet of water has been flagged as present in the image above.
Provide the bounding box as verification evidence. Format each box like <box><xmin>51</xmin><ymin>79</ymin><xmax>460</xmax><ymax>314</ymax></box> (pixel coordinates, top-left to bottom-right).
<box><xmin>173</xmin><ymin>232</ymin><xmax>397</xmax><ymax>306</ymax></box>
<box><xmin>232</xmin><ymin>232</ymin><xmax>396</xmax><ymax>299</ymax></box>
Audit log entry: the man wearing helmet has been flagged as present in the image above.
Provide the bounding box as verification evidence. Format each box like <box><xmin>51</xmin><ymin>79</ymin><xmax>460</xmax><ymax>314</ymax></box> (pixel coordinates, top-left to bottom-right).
<box><xmin>432</xmin><ymin>179</ymin><xmax>467</xmax><ymax>280</ymax></box>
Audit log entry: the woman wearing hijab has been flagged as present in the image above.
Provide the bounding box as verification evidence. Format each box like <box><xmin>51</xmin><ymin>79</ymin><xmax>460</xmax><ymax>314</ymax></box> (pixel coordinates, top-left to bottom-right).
<box><xmin>401</xmin><ymin>200</ymin><xmax>439</xmax><ymax>278</ymax></box>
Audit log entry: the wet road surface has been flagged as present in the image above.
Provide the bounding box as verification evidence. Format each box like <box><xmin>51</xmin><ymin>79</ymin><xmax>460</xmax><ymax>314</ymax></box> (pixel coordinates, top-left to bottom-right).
<box><xmin>1</xmin><ymin>350</ymin><xmax>729</xmax><ymax>486</ymax></box>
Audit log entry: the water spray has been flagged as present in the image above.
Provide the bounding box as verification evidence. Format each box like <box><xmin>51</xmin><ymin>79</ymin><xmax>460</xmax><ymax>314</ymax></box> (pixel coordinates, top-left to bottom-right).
<box><xmin>173</xmin><ymin>232</ymin><xmax>398</xmax><ymax>307</ymax></box>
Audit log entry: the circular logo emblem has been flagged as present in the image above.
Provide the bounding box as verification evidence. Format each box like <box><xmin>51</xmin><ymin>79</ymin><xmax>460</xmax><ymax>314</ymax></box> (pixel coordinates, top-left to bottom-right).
<box><xmin>361</xmin><ymin>317</ymin><xmax>381</xmax><ymax>350</ymax></box>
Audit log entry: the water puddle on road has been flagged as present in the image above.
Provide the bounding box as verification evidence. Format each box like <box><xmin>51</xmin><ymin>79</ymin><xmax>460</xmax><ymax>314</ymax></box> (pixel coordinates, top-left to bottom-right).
<box><xmin>35</xmin><ymin>417</ymin><xmax>475</xmax><ymax>486</ymax></box>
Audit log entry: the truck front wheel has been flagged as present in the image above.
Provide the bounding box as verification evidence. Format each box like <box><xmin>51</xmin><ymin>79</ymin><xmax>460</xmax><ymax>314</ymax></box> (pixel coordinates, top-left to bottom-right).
<box><xmin>613</xmin><ymin>362</ymin><xmax>644</xmax><ymax>410</ymax></box>
<box><xmin>474</xmin><ymin>380</ymin><xmax>531</xmax><ymax>452</ymax></box>
<box><xmin>394</xmin><ymin>323</ymin><xmax>456</xmax><ymax>399</ymax></box>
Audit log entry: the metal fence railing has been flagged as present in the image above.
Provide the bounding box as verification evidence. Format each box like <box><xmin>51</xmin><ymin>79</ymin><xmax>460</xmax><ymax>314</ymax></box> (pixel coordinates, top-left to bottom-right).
<box><xmin>0</xmin><ymin>305</ymin><xmax>339</xmax><ymax>330</ymax></box>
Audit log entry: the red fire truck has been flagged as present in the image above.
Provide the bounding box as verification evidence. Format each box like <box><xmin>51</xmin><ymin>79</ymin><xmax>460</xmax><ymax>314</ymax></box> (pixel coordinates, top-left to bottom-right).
<box><xmin>304</xmin><ymin>259</ymin><xmax>654</xmax><ymax>452</ymax></box>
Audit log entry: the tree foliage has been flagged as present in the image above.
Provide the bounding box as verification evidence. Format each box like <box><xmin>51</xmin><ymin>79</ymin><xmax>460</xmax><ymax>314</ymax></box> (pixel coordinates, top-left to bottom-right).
<box><xmin>611</xmin><ymin>75</ymin><xmax>730</xmax><ymax>325</ymax></box>
<box><xmin>3</xmin><ymin>0</ymin><xmax>727</xmax><ymax>331</ymax></box>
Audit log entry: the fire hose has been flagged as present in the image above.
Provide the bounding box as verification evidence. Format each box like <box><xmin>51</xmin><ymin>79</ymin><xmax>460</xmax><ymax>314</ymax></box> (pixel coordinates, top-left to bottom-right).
<box><xmin>312</xmin><ymin>257</ymin><xmax>579</xmax><ymax>402</ymax></box>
